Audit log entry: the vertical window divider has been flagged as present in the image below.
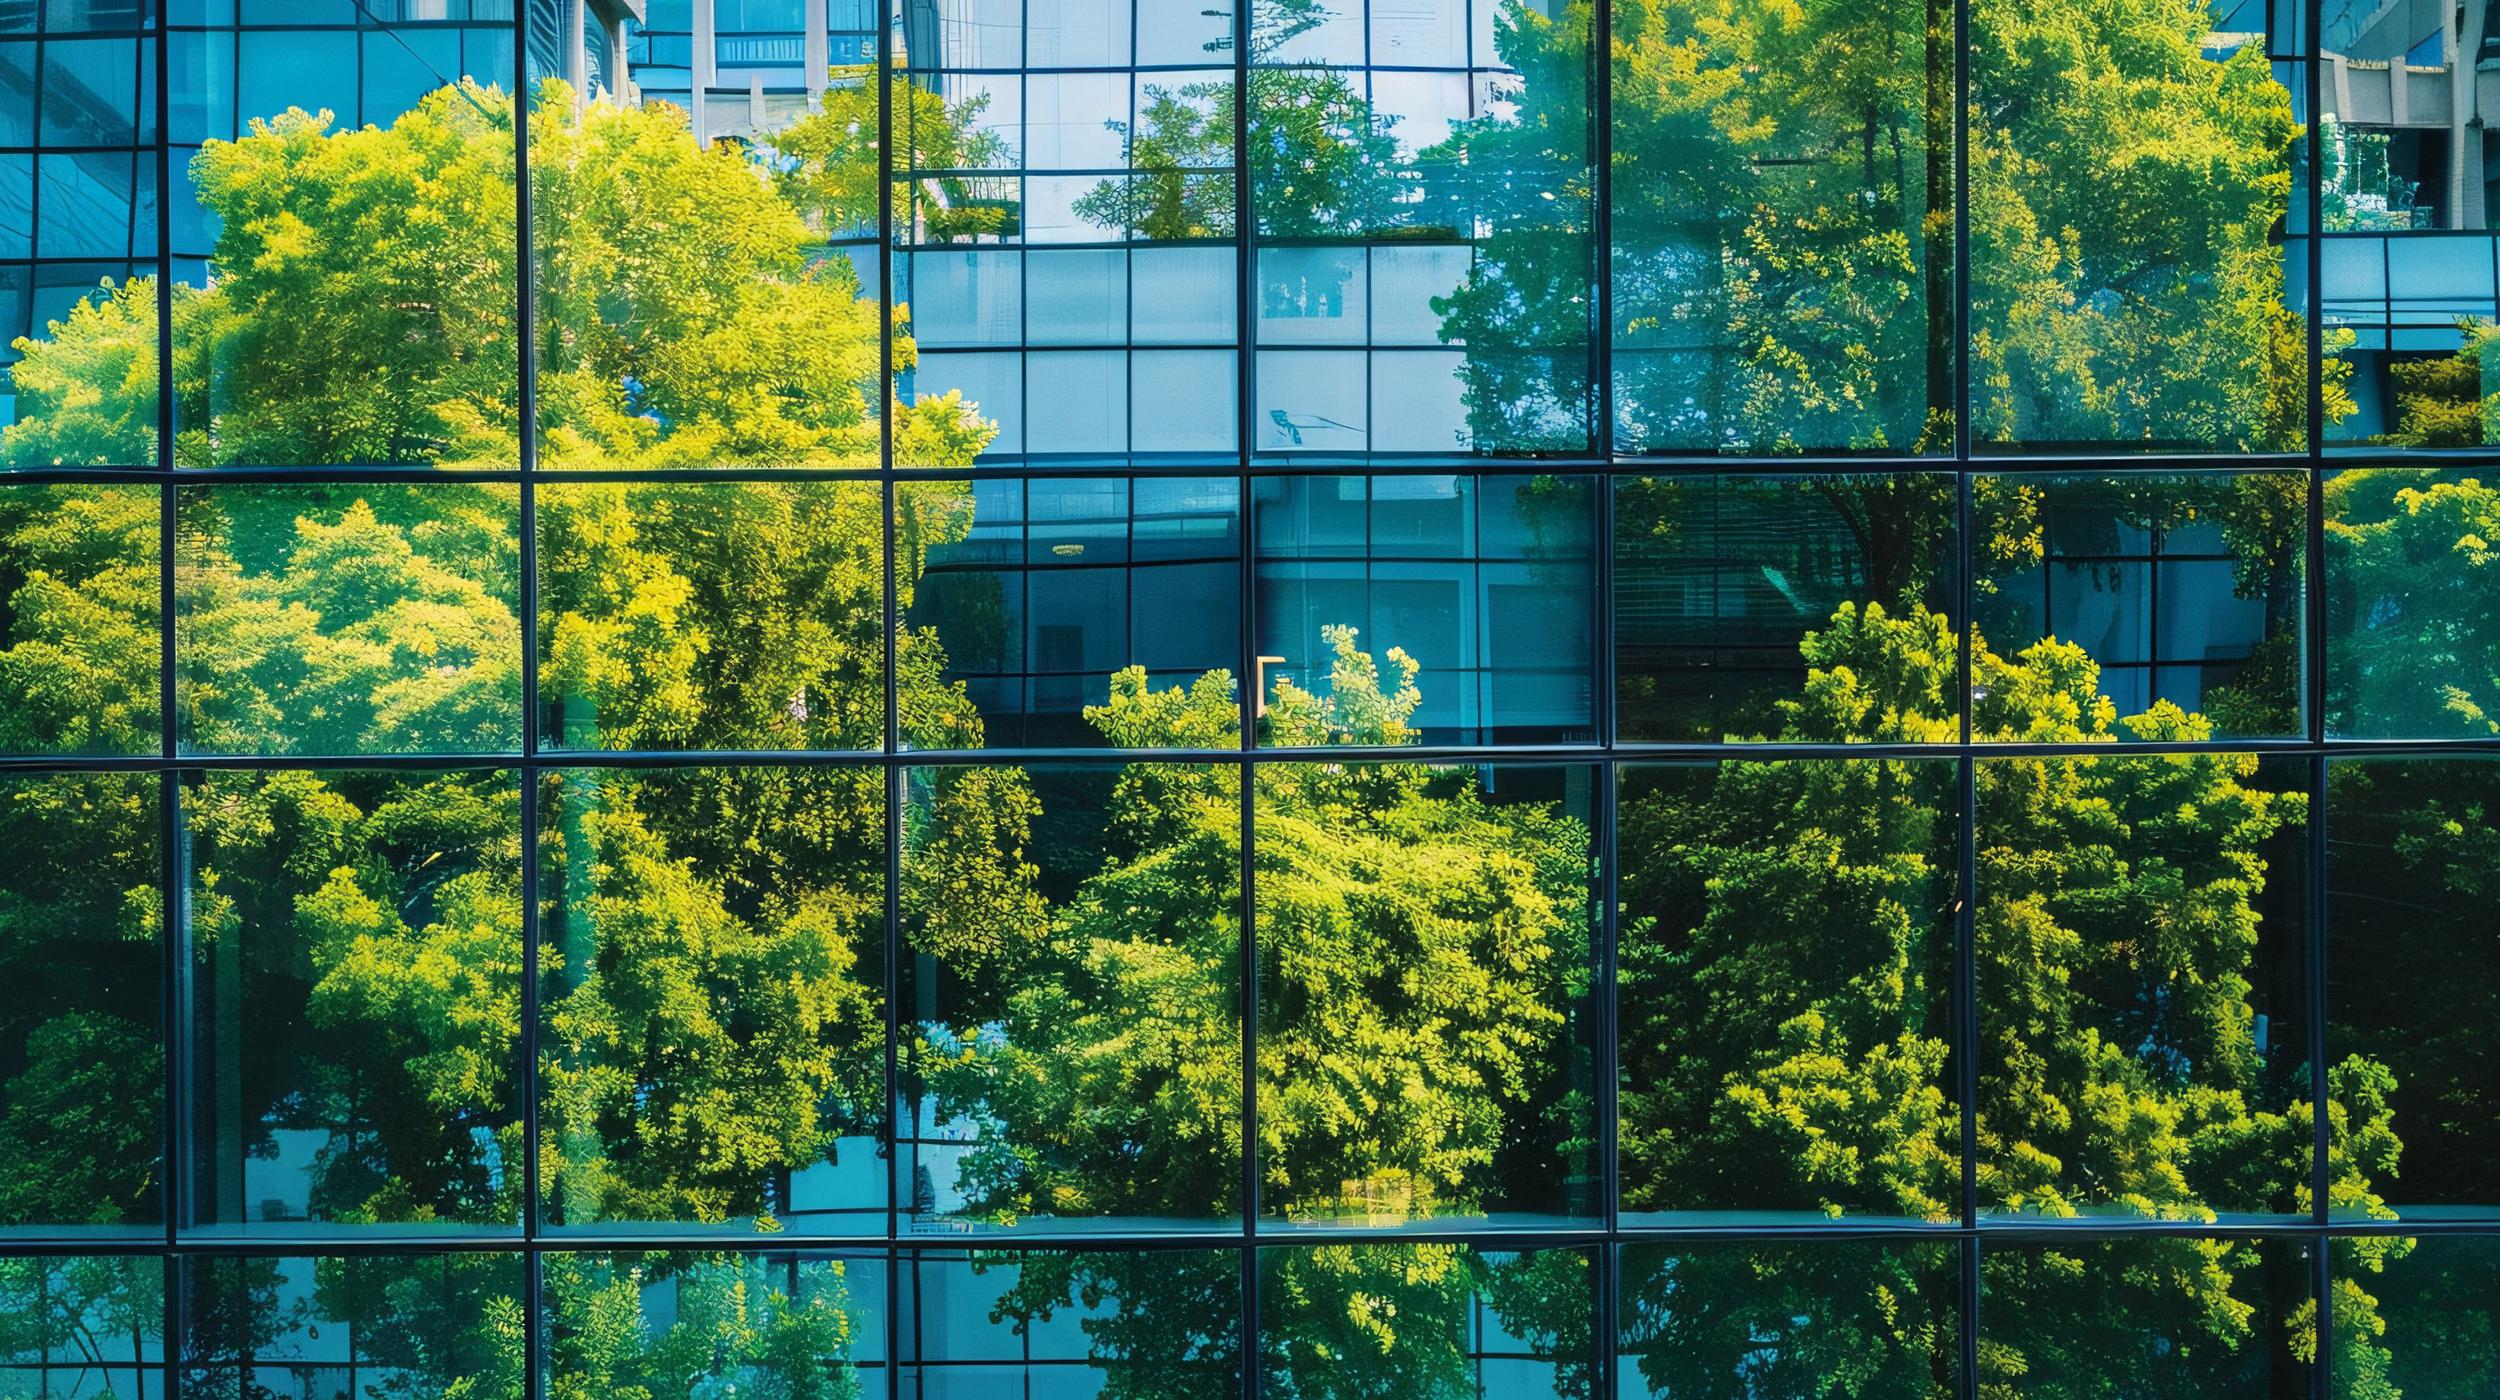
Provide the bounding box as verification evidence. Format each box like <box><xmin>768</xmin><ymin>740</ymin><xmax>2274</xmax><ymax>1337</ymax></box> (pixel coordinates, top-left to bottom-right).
<box><xmin>1952</xmin><ymin>0</ymin><xmax>1979</xmax><ymax>1385</ymax></box>
<box><xmin>877</xmin><ymin>8</ymin><xmax>905</xmax><ymax>1393</ymax></box>
<box><xmin>514</xmin><ymin>14</ymin><xmax>546</xmax><ymax>1396</ymax></box>
<box><xmin>1590</xmin><ymin>1</ymin><xmax>1620</xmax><ymax>1375</ymax></box>
<box><xmin>2304</xmin><ymin>0</ymin><xmax>2334</xmax><ymax>1387</ymax></box>
<box><xmin>1231</xmin><ymin>2</ymin><xmax>1260</xmax><ymax>1391</ymax></box>
<box><xmin>156</xmin><ymin>0</ymin><xmax>183</xmax><ymax>1382</ymax></box>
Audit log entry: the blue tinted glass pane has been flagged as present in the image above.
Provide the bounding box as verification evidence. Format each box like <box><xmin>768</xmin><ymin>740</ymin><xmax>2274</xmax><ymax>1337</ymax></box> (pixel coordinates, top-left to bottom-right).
<box><xmin>901</xmin><ymin>1251</ymin><xmax>1240</xmax><ymax>1393</ymax></box>
<box><xmin>1260</xmin><ymin>475</ymin><xmax>1590</xmax><ymax>750</ymax></box>
<box><xmin>909</xmin><ymin>250</ymin><xmax>1023</xmax><ymax>347</ymax></box>
<box><xmin>910</xmin><ymin>476</ymin><xmax>1241</xmax><ymax>748</ymax></box>
<box><xmin>40</xmin><ymin>39</ymin><xmax>143</xmax><ymax>145</ymax></box>
<box><xmin>1131</xmin><ymin>349</ymin><xmax>1235</xmax><ymax>453</ymax></box>
<box><xmin>1026</xmin><ymin>247</ymin><xmax>1126</xmax><ymax>344</ymax></box>
<box><xmin>1025</xmin><ymin>349</ymin><xmax>1127</xmax><ymax>453</ymax></box>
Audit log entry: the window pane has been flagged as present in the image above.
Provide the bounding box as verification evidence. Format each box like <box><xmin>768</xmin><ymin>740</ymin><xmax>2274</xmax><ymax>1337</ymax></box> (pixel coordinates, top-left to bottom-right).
<box><xmin>1976</xmin><ymin>754</ymin><xmax>2310</xmax><ymax>1223</ymax></box>
<box><xmin>174</xmin><ymin>484</ymin><xmax>523</xmax><ymax>758</ymax></box>
<box><xmin>1972</xmin><ymin>474</ymin><xmax>2307</xmax><ymax>741</ymax></box>
<box><xmin>184</xmin><ymin>768</ymin><xmax>522</xmax><ymax>1236</ymax></box>
<box><xmin>901</xmin><ymin>762</ymin><xmax>1239</xmax><ymax>1234</ymax></box>
<box><xmin>1618</xmin><ymin>759</ymin><xmax>1959</xmax><ymax>1225</ymax></box>
<box><xmin>0</xmin><ymin>16</ymin><xmax>158</xmax><ymax>470</ymax></box>
<box><xmin>0</xmin><ymin>1256</ymin><xmax>163</xmax><ymax>1398</ymax></box>
<box><xmin>1619</xmin><ymin>1241</ymin><xmax>1960</xmax><ymax>1398</ymax></box>
<box><xmin>0</xmin><ymin>483</ymin><xmax>159</xmax><ymax>755</ymax></box>
<box><xmin>894</xmin><ymin>17</ymin><xmax>1239</xmax><ymax>469</ymax></box>
<box><xmin>0</xmin><ymin>772</ymin><xmax>160</xmax><ymax>1234</ymax></box>
<box><xmin>2325</xmin><ymin>468</ymin><xmax>2500</xmax><ymax>739</ymax></box>
<box><xmin>1970</xmin><ymin>6</ymin><xmax>2306</xmax><ymax>453</ymax></box>
<box><xmin>2332</xmin><ymin>1235</ymin><xmax>2500</xmax><ymax>1398</ymax></box>
<box><xmin>2317</xmin><ymin>0</ymin><xmax>2500</xmax><ymax>455</ymax></box>
<box><xmin>2325</xmin><ymin>757</ymin><xmax>2500</xmax><ymax>1220</ymax></box>
<box><xmin>1249</xmin><ymin>1</ymin><xmax>1596</xmax><ymax>460</ymax></box>
<box><xmin>1259</xmin><ymin>1244</ymin><xmax>1591</xmax><ymax>1399</ymax></box>
<box><xmin>538</xmin><ymin>482</ymin><xmax>885</xmax><ymax>753</ymax></box>
<box><xmin>1614</xmin><ymin>474</ymin><xmax>1959</xmax><ymax>743</ymax></box>
<box><xmin>1978</xmin><ymin>1237</ymin><xmax>2312</xmax><ymax>1396</ymax></box>
<box><xmin>540</xmin><ymin>766</ymin><xmax>886</xmax><ymax>1236</ymax></box>
<box><xmin>1254</xmin><ymin>762</ymin><xmax>1597</xmax><ymax>1228</ymax></box>
<box><xmin>545</xmin><ymin>1252</ymin><xmax>886</xmax><ymax>1394</ymax></box>
<box><xmin>899</xmin><ymin>1248</ymin><xmax>1241</xmax><ymax>1398</ymax></box>
<box><xmin>182</xmin><ymin>1253</ymin><xmax>525</xmax><ymax>1396</ymax></box>
<box><xmin>528</xmin><ymin>57</ymin><xmax>888</xmax><ymax>470</ymax></box>
<box><xmin>1610</xmin><ymin>0</ymin><xmax>1948</xmax><ymax>455</ymax></box>
<box><xmin>1253</xmin><ymin>474</ymin><xmax>1596</xmax><ymax>747</ymax></box>
<box><xmin>909</xmin><ymin>476</ymin><xmax>1242</xmax><ymax>748</ymax></box>
<box><xmin>173</xmin><ymin>12</ymin><xmax>518</xmax><ymax>467</ymax></box>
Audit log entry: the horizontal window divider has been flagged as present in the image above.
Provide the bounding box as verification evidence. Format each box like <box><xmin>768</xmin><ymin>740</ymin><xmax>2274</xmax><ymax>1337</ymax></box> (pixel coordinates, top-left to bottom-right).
<box><xmin>903</xmin><ymin>165</ymin><xmax>1233</xmax><ymax>179</ymax></box>
<box><xmin>12</xmin><ymin>738</ymin><xmax>2500</xmax><ymax>776</ymax></box>
<box><xmin>4</xmin><ymin>1220</ymin><xmax>2486</xmax><ymax>1261</ymax></box>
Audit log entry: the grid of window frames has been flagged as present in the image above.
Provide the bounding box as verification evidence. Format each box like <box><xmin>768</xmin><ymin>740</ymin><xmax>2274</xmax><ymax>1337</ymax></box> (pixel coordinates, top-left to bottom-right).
<box><xmin>1</xmin><ymin>0</ymin><xmax>2497</xmax><ymax>1394</ymax></box>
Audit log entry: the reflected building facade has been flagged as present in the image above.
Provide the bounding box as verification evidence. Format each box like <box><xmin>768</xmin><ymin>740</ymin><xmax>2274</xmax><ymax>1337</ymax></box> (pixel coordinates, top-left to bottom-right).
<box><xmin>0</xmin><ymin>0</ymin><xmax>2496</xmax><ymax>1396</ymax></box>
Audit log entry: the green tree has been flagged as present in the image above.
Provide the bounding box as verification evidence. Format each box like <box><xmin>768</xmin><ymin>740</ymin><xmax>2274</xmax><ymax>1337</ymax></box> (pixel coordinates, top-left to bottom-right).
<box><xmin>1967</xmin><ymin>0</ymin><xmax>2337</xmax><ymax>450</ymax></box>
<box><xmin>2324</xmin><ymin>468</ymin><xmax>2500</xmax><ymax>737</ymax></box>
<box><xmin>0</xmin><ymin>485</ymin><xmax>160</xmax><ymax>755</ymax></box>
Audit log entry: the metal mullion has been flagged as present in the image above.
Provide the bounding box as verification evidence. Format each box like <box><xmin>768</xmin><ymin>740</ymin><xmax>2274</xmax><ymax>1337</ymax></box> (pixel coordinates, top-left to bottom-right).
<box><xmin>514</xmin><ymin>4</ymin><xmax>545</xmax><ymax>1391</ymax></box>
<box><xmin>19</xmin><ymin>1214</ymin><xmax>2485</xmax><ymax>1261</ymax></box>
<box><xmin>878</xmin><ymin>5</ymin><xmax>905</xmax><ymax>1395</ymax></box>
<box><xmin>1951</xmin><ymin>0</ymin><xmax>1977</xmax><ymax>1380</ymax></box>
<box><xmin>2303</xmin><ymin>0</ymin><xmax>2333</xmax><ymax>1383</ymax></box>
<box><xmin>19</xmin><ymin>734</ymin><xmax>2500</xmax><ymax>779</ymax></box>
<box><xmin>1231</xmin><ymin>0</ymin><xmax>1259</xmax><ymax>1388</ymax></box>
<box><xmin>155</xmin><ymin>0</ymin><xmax>180</xmax><ymax>1376</ymax></box>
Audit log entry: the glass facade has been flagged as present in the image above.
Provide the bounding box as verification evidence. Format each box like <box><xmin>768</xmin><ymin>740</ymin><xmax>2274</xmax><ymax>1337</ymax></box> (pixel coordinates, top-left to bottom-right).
<box><xmin>0</xmin><ymin>0</ymin><xmax>2493</xmax><ymax>1395</ymax></box>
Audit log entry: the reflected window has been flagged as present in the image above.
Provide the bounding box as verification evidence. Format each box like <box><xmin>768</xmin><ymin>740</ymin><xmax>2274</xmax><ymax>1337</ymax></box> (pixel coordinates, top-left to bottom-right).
<box><xmin>0</xmin><ymin>0</ymin><xmax>157</xmax><ymax>469</ymax></box>
<box><xmin>184</xmin><ymin>768</ymin><xmax>522</xmax><ymax>1236</ymax></box>
<box><xmin>540</xmin><ymin>767</ymin><xmax>887</xmax><ymax>1236</ymax></box>
<box><xmin>2325</xmin><ymin>757</ymin><xmax>2500</xmax><ymax>1220</ymax></box>
<box><xmin>1969</xmin><ymin>3</ymin><xmax>2308</xmax><ymax>453</ymax></box>
<box><xmin>908</xmin><ymin>476</ymin><xmax>1242</xmax><ymax>749</ymax></box>
<box><xmin>1259</xmin><ymin>1244</ymin><xmax>1591</xmax><ymax>1399</ymax></box>
<box><xmin>1253</xmin><ymin>473</ymin><xmax>1595</xmax><ymax>747</ymax></box>
<box><xmin>895</xmin><ymin>1</ymin><xmax>1241</xmax><ymax>468</ymax></box>
<box><xmin>545</xmin><ymin>1252</ymin><xmax>886</xmax><ymax>1394</ymax></box>
<box><xmin>900</xmin><ymin>762</ymin><xmax>1240</xmax><ymax>1235</ymax></box>
<box><xmin>1618</xmin><ymin>759</ymin><xmax>1959</xmax><ymax>1225</ymax></box>
<box><xmin>171</xmin><ymin>2</ymin><xmax>519</xmax><ymax>468</ymax></box>
<box><xmin>1249</xmin><ymin>0</ymin><xmax>1594</xmax><ymax>459</ymax></box>
<box><xmin>1614</xmin><ymin>474</ymin><xmax>1958</xmax><ymax>743</ymax></box>
<box><xmin>899</xmin><ymin>1248</ymin><xmax>1242</xmax><ymax>1398</ymax></box>
<box><xmin>0</xmin><ymin>483</ymin><xmax>159</xmax><ymax>754</ymax></box>
<box><xmin>0</xmin><ymin>772</ymin><xmax>162</xmax><ymax>1233</ymax></box>
<box><xmin>1254</xmin><ymin>761</ymin><xmax>1597</xmax><ymax>1229</ymax></box>
<box><xmin>2325</xmin><ymin>467</ymin><xmax>2500</xmax><ymax>739</ymax></box>
<box><xmin>538</xmin><ymin>482</ymin><xmax>887</xmax><ymax>753</ymax></box>
<box><xmin>2332</xmin><ymin>1236</ymin><xmax>2500</xmax><ymax>1398</ymax></box>
<box><xmin>1978</xmin><ymin>1237</ymin><xmax>2311</xmax><ymax>1396</ymax></box>
<box><xmin>1610</xmin><ymin>0</ymin><xmax>1946</xmax><ymax>456</ymax></box>
<box><xmin>0</xmin><ymin>1257</ymin><xmax>164</xmax><ymax>1397</ymax></box>
<box><xmin>175</xmin><ymin>484</ymin><xmax>523</xmax><ymax>757</ymax></box>
<box><xmin>1973</xmin><ymin>473</ymin><xmax>2306</xmax><ymax>739</ymax></box>
<box><xmin>1619</xmin><ymin>1241</ymin><xmax>1960</xmax><ymax>1398</ymax></box>
<box><xmin>1976</xmin><ymin>753</ymin><xmax>2311</xmax><ymax>1223</ymax></box>
<box><xmin>182</xmin><ymin>1253</ymin><xmax>526</xmax><ymax>1397</ymax></box>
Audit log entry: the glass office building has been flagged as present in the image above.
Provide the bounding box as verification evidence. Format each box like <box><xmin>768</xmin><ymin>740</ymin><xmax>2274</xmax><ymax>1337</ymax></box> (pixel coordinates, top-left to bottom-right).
<box><xmin>0</xmin><ymin>0</ymin><xmax>2496</xmax><ymax>1394</ymax></box>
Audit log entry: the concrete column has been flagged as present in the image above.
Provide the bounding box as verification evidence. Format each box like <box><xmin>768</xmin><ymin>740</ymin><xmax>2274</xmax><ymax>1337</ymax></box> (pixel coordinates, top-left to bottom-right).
<box><xmin>564</xmin><ymin>0</ymin><xmax>588</xmax><ymax>105</ymax></box>
<box><xmin>692</xmin><ymin>0</ymin><xmax>716</xmax><ymax>141</ymax></box>
<box><xmin>2455</xmin><ymin>0</ymin><xmax>2489</xmax><ymax>228</ymax></box>
<box><xmin>805</xmin><ymin>0</ymin><xmax>828</xmax><ymax>110</ymax></box>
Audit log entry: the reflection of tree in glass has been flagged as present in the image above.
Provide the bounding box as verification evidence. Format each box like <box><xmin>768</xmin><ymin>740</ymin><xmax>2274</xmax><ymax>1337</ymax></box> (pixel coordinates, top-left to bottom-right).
<box><xmin>0</xmin><ymin>78</ymin><xmax>995</xmax><ymax>471</ymax></box>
